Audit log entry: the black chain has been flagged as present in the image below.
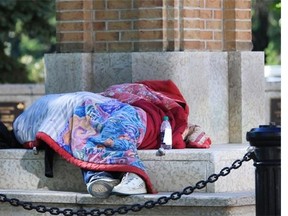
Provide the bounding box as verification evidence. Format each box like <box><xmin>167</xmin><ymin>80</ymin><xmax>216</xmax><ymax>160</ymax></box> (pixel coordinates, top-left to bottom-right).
<box><xmin>0</xmin><ymin>151</ymin><xmax>253</xmax><ymax>216</ymax></box>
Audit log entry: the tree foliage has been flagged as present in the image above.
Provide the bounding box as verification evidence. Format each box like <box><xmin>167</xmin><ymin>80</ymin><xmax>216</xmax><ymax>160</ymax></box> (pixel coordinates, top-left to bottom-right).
<box><xmin>252</xmin><ymin>0</ymin><xmax>281</xmax><ymax>65</ymax></box>
<box><xmin>0</xmin><ymin>0</ymin><xmax>56</xmax><ymax>83</ymax></box>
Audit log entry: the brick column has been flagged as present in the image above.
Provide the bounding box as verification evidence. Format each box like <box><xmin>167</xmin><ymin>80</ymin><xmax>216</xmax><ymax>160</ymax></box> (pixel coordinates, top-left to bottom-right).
<box><xmin>223</xmin><ymin>0</ymin><xmax>252</xmax><ymax>50</ymax></box>
<box><xmin>56</xmin><ymin>0</ymin><xmax>252</xmax><ymax>52</ymax></box>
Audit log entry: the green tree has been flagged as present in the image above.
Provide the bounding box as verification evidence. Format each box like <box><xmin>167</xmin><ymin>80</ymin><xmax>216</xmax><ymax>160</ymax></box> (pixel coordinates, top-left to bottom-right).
<box><xmin>252</xmin><ymin>0</ymin><xmax>281</xmax><ymax>65</ymax></box>
<box><xmin>0</xmin><ymin>0</ymin><xmax>56</xmax><ymax>83</ymax></box>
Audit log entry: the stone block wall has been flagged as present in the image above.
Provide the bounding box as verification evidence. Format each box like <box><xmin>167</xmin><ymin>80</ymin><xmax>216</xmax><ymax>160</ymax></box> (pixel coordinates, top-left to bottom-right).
<box><xmin>44</xmin><ymin>51</ymin><xmax>265</xmax><ymax>144</ymax></box>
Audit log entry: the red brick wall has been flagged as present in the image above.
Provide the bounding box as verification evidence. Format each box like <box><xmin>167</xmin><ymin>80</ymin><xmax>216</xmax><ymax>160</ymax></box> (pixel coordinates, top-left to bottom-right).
<box><xmin>56</xmin><ymin>0</ymin><xmax>252</xmax><ymax>52</ymax></box>
<box><xmin>223</xmin><ymin>0</ymin><xmax>252</xmax><ymax>50</ymax></box>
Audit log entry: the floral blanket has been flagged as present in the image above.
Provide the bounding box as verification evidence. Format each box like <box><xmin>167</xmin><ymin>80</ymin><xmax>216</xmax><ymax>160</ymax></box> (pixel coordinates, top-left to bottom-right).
<box><xmin>13</xmin><ymin>80</ymin><xmax>190</xmax><ymax>194</ymax></box>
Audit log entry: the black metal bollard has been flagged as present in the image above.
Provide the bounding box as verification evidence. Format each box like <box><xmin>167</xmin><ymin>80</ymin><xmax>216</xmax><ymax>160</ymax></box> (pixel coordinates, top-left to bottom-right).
<box><xmin>246</xmin><ymin>123</ymin><xmax>281</xmax><ymax>216</ymax></box>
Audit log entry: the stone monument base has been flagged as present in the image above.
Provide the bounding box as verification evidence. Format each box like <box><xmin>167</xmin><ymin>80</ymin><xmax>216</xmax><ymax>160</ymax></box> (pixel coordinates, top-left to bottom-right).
<box><xmin>44</xmin><ymin>51</ymin><xmax>265</xmax><ymax>144</ymax></box>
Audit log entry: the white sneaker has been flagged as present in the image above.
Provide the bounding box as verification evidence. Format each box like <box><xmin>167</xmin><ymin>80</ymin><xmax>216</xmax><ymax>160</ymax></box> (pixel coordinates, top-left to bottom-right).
<box><xmin>112</xmin><ymin>172</ymin><xmax>147</xmax><ymax>195</ymax></box>
<box><xmin>87</xmin><ymin>177</ymin><xmax>120</xmax><ymax>198</ymax></box>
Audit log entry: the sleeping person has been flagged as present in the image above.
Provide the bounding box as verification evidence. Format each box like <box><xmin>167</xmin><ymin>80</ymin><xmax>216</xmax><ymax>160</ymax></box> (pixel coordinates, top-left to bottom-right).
<box><xmin>11</xmin><ymin>80</ymin><xmax>211</xmax><ymax>198</ymax></box>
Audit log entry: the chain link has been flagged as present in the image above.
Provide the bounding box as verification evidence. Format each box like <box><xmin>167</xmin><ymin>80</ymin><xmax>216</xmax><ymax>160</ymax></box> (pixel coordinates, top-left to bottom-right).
<box><xmin>0</xmin><ymin>151</ymin><xmax>253</xmax><ymax>216</ymax></box>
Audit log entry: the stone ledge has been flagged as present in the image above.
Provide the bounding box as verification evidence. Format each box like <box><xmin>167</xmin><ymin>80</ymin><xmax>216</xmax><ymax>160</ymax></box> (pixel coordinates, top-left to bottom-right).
<box><xmin>0</xmin><ymin>189</ymin><xmax>255</xmax><ymax>207</ymax></box>
<box><xmin>0</xmin><ymin>84</ymin><xmax>45</xmax><ymax>111</ymax></box>
<box><xmin>0</xmin><ymin>84</ymin><xmax>45</xmax><ymax>95</ymax></box>
<box><xmin>0</xmin><ymin>189</ymin><xmax>256</xmax><ymax>216</ymax></box>
<box><xmin>0</xmin><ymin>143</ymin><xmax>250</xmax><ymax>160</ymax></box>
<box><xmin>265</xmin><ymin>80</ymin><xmax>281</xmax><ymax>91</ymax></box>
<box><xmin>0</xmin><ymin>144</ymin><xmax>255</xmax><ymax>193</ymax></box>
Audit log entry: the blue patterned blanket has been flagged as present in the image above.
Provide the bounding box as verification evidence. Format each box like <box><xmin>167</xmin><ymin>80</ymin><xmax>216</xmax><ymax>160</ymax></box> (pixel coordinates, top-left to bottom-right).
<box><xmin>13</xmin><ymin>91</ymin><xmax>156</xmax><ymax>193</ymax></box>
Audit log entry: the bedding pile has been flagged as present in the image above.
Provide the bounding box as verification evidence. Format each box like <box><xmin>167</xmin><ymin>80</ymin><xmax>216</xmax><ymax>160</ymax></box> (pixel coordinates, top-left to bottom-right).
<box><xmin>13</xmin><ymin>80</ymin><xmax>190</xmax><ymax>194</ymax></box>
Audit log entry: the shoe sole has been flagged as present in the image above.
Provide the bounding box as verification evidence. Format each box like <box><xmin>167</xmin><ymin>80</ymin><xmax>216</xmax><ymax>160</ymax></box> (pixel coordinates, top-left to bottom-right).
<box><xmin>112</xmin><ymin>189</ymin><xmax>147</xmax><ymax>196</ymax></box>
<box><xmin>111</xmin><ymin>191</ymin><xmax>147</xmax><ymax>196</ymax></box>
<box><xmin>87</xmin><ymin>179</ymin><xmax>119</xmax><ymax>198</ymax></box>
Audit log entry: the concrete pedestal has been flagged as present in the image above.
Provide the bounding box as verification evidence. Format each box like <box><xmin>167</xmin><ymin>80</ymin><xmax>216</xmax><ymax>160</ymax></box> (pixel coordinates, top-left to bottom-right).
<box><xmin>44</xmin><ymin>51</ymin><xmax>265</xmax><ymax>143</ymax></box>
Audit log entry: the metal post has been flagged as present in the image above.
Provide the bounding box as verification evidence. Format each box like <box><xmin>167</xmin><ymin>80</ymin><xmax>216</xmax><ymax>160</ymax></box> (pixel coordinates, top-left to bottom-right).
<box><xmin>246</xmin><ymin>123</ymin><xmax>281</xmax><ymax>216</ymax></box>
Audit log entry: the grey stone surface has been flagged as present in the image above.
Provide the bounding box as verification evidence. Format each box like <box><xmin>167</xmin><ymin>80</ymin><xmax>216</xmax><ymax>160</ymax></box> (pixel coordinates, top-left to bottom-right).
<box><xmin>0</xmin><ymin>144</ymin><xmax>254</xmax><ymax>193</ymax></box>
<box><xmin>228</xmin><ymin>52</ymin><xmax>266</xmax><ymax>143</ymax></box>
<box><xmin>0</xmin><ymin>145</ymin><xmax>256</xmax><ymax>215</ymax></box>
<box><xmin>44</xmin><ymin>53</ymin><xmax>132</xmax><ymax>94</ymax></box>
<box><xmin>0</xmin><ymin>189</ymin><xmax>255</xmax><ymax>216</ymax></box>
<box><xmin>240</xmin><ymin>52</ymin><xmax>266</xmax><ymax>141</ymax></box>
<box><xmin>0</xmin><ymin>149</ymin><xmax>85</xmax><ymax>192</ymax></box>
<box><xmin>44</xmin><ymin>53</ymin><xmax>94</xmax><ymax>94</ymax></box>
<box><xmin>92</xmin><ymin>53</ymin><xmax>132</xmax><ymax>92</ymax></box>
<box><xmin>0</xmin><ymin>84</ymin><xmax>44</xmax><ymax>109</ymax></box>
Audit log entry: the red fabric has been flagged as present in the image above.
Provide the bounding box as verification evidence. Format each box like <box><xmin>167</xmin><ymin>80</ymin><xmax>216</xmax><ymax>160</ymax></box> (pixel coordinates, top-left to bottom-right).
<box><xmin>185</xmin><ymin>125</ymin><xmax>212</xmax><ymax>148</ymax></box>
<box><xmin>137</xmin><ymin>79</ymin><xmax>189</xmax><ymax>116</ymax></box>
<box><xmin>186</xmin><ymin>134</ymin><xmax>212</xmax><ymax>148</ymax></box>
<box><xmin>135</xmin><ymin>80</ymin><xmax>189</xmax><ymax>149</ymax></box>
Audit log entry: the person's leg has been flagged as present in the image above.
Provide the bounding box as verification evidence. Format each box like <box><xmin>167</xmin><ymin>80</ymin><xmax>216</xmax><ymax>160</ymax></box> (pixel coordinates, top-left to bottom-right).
<box><xmin>82</xmin><ymin>170</ymin><xmax>121</xmax><ymax>198</ymax></box>
<box><xmin>0</xmin><ymin>121</ymin><xmax>12</xmax><ymax>149</ymax></box>
<box><xmin>82</xmin><ymin>170</ymin><xmax>109</xmax><ymax>184</ymax></box>
<box><xmin>0</xmin><ymin>121</ymin><xmax>23</xmax><ymax>149</ymax></box>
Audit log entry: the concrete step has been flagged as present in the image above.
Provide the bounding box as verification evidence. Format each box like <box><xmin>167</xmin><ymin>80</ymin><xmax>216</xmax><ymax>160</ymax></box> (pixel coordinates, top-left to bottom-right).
<box><xmin>0</xmin><ymin>144</ymin><xmax>255</xmax><ymax>193</ymax></box>
<box><xmin>0</xmin><ymin>189</ymin><xmax>255</xmax><ymax>216</ymax></box>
